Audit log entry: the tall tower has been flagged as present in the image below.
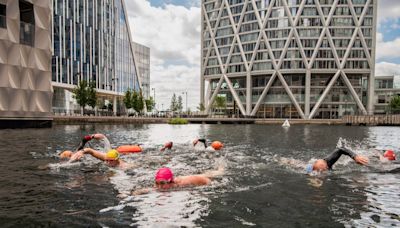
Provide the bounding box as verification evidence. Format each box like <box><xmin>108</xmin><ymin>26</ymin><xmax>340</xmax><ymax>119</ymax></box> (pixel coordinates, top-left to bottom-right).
<box><xmin>52</xmin><ymin>0</ymin><xmax>142</xmax><ymax>115</ymax></box>
<box><xmin>201</xmin><ymin>0</ymin><xmax>377</xmax><ymax>119</ymax></box>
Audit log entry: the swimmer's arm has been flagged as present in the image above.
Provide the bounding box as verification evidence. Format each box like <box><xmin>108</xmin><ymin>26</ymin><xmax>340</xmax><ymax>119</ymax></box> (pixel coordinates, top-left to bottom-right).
<box><xmin>82</xmin><ymin>148</ymin><xmax>106</xmax><ymax>161</ymax></box>
<box><xmin>324</xmin><ymin>148</ymin><xmax>368</xmax><ymax>168</ymax></box>
<box><xmin>131</xmin><ymin>188</ymin><xmax>152</xmax><ymax>196</ymax></box>
<box><xmin>373</xmin><ymin>150</ymin><xmax>389</xmax><ymax>163</ymax></box>
<box><xmin>200</xmin><ymin>165</ymin><xmax>224</xmax><ymax>179</ymax></box>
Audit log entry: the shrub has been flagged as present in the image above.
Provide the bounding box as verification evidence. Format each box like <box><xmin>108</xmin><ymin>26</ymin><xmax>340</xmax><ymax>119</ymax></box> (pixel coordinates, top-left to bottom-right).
<box><xmin>168</xmin><ymin>118</ymin><xmax>188</xmax><ymax>125</ymax></box>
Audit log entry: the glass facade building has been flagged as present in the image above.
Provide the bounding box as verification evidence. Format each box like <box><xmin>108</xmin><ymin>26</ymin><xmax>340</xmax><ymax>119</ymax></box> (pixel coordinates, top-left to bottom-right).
<box><xmin>52</xmin><ymin>0</ymin><xmax>142</xmax><ymax>114</ymax></box>
<box><xmin>0</xmin><ymin>0</ymin><xmax>52</xmax><ymax>126</ymax></box>
<box><xmin>132</xmin><ymin>41</ymin><xmax>150</xmax><ymax>99</ymax></box>
<box><xmin>201</xmin><ymin>0</ymin><xmax>377</xmax><ymax>119</ymax></box>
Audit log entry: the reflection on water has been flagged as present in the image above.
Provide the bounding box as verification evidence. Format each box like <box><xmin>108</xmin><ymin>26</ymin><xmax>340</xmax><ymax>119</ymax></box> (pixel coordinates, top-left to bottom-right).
<box><xmin>0</xmin><ymin>125</ymin><xmax>399</xmax><ymax>227</ymax></box>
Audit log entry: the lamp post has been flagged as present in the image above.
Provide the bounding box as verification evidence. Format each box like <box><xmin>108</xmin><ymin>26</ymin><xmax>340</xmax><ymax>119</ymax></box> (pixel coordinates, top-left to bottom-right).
<box><xmin>151</xmin><ymin>88</ymin><xmax>156</xmax><ymax>110</ymax></box>
<box><xmin>182</xmin><ymin>91</ymin><xmax>188</xmax><ymax>113</ymax></box>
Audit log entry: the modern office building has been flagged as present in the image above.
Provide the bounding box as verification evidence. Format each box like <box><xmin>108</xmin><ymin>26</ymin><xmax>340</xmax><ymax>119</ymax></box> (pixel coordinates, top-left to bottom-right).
<box><xmin>201</xmin><ymin>0</ymin><xmax>377</xmax><ymax>119</ymax></box>
<box><xmin>132</xmin><ymin>41</ymin><xmax>150</xmax><ymax>99</ymax></box>
<box><xmin>52</xmin><ymin>0</ymin><xmax>142</xmax><ymax>115</ymax></box>
<box><xmin>366</xmin><ymin>75</ymin><xmax>400</xmax><ymax>114</ymax></box>
<box><xmin>0</xmin><ymin>0</ymin><xmax>52</xmax><ymax>127</ymax></box>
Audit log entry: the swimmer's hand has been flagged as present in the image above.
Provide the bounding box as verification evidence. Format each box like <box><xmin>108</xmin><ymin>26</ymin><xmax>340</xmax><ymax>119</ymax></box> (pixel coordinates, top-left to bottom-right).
<box><xmin>131</xmin><ymin>188</ymin><xmax>151</xmax><ymax>196</ymax></box>
<box><xmin>69</xmin><ymin>150</ymin><xmax>85</xmax><ymax>162</ymax></box>
<box><xmin>354</xmin><ymin>155</ymin><xmax>369</xmax><ymax>166</ymax></box>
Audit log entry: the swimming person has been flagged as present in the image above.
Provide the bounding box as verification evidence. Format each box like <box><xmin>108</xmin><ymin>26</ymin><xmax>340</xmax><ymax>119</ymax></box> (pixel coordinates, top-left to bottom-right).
<box><xmin>193</xmin><ymin>138</ymin><xmax>224</xmax><ymax>150</ymax></box>
<box><xmin>160</xmin><ymin>141</ymin><xmax>173</xmax><ymax>152</ymax></box>
<box><xmin>305</xmin><ymin>147</ymin><xmax>369</xmax><ymax>173</ymax></box>
<box><xmin>131</xmin><ymin>165</ymin><xmax>224</xmax><ymax>195</ymax></box>
<box><xmin>374</xmin><ymin>149</ymin><xmax>396</xmax><ymax>163</ymax></box>
<box><xmin>76</xmin><ymin>133</ymin><xmax>111</xmax><ymax>152</ymax></box>
<box><xmin>70</xmin><ymin>148</ymin><xmax>134</xmax><ymax>170</ymax></box>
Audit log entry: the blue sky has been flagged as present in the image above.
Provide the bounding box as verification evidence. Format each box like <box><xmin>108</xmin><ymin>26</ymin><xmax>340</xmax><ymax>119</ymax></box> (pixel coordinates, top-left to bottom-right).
<box><xmin>127</xmin><ymin>0</ymin><xmax>400</xmax><ymax>110</ymax></box>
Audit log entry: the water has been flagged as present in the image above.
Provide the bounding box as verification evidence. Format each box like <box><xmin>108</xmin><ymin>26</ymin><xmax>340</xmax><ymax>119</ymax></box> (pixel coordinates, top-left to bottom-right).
<box><xmin>0</xmin><ymin>124</ymin><xmax>399</xmax><ymax>227</ymax></box>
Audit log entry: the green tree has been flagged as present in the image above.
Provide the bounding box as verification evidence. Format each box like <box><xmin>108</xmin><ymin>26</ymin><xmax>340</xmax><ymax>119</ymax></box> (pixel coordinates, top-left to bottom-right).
<box><xmin>145</xmin><ymin>96</ymin><xmax>155</xmax><ymax>112</ymax></box>
<box><xmin>170</xmin><ymin>93</ymin><xmax>177</xmax><ymax>111</ymax></box>
<box><xmin>132</xmin><ymin>91</ymin><xmax>139</xmax><ymax>112</ymax></box>
<box><xmin>213</xmin><ymin>95</ymin><xmax>226</xmax><ymax>115</ymax></box>
<box><xmin>197</xmin><ymin>103</ymin><xmax>205</xmax><ymax>112</ymax></box>
<box><xmin>123</xmin><ymin>89</ymin><xmax>133</xmax><ymax>110</ymax></box>
<box><xmin>72</xmin><ymin>80</ymin><xmax>88</xmax><ymax>115</ymax></box>
<box><xmin>87</xmin><ymin>81</ymin><xmax>97</xmax><ymax>110</ymax></box>
<box><xmin>177</xmin><ymin>95</ymin><xmax>183</xmax><ymax>112</ymax></box>
<box><xmin>136</xmin><ymin>92</ymin><xmax>145</xmax><ymax>113</ymax></box>
<box><xmin>389</xmin><ymin>95</ymin><xmax>400</xmax><ymax>114</ymax></box>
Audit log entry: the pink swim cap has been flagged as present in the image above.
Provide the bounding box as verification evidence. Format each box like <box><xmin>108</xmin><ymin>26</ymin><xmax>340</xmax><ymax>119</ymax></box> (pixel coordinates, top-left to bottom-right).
<box><xmin>155</xmin><ymin>167</ymin><xmax>174</xmax><ymax>183</ymax></box>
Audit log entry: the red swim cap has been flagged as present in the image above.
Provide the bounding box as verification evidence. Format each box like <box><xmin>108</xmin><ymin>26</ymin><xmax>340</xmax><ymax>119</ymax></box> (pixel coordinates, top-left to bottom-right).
<box><xmin>155</xmin><ymin>167</ymin><xmax>174</xmax><ymax>183</ymax></box>
<box><xmin>211</xmin><ymin>141</ymin><xmax>223</xmax><ymax>150</ymax></box>
<box><xmin>84</xmin><ymin>135</ymin><xmax>92</xmax><ymax>141</ymax></box>
<box><xmin>164</xmin><ymin>141</ymin><xmax>173</xmax><ymax>149</ymax></box>
<box><xmin>384</xmin><ymin>150</ymin><xmax>396</xmax><ymax>160</ymax></box>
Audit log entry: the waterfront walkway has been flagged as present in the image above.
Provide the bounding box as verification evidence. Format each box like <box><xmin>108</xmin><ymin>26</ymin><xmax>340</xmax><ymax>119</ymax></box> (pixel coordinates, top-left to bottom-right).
<box><xmin>53</xmin><ymin>116</ymin><xmax>343</xmax><ymax>125</ymax></box>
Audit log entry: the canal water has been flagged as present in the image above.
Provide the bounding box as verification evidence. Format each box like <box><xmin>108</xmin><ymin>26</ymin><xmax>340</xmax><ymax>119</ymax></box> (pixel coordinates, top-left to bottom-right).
<box><xmin>0</xmin><ymin>124</ymin><xmax>399</xmax><ymax>227</ymax></box>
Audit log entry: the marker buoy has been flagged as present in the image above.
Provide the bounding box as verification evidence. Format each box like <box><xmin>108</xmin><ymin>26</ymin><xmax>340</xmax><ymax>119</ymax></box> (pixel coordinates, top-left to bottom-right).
<box><xmin>116</xmin><ymin>145</ymin><xmax>142</xmax><ymax>154</ymax></box>
<box><xmin>282</xmin><ymin>119</ymin><xmax>290</xmax><ymax>127</ymax></box>
<box><xmin>211</xmin><ymin>141</ymin><xmax>223</xmax><ymax>150</ymax></box>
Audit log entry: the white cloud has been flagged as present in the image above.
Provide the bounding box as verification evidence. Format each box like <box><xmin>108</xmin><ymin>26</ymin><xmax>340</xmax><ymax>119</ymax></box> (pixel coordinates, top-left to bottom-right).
<box><xmin>376</xmin><ymin>33</ymin><xmax>400</xmax><ymax>61</ymax></box>
<box><xmin>378</xmin><ymin>0</ymin><xmax>400</xmax><ymax>23</ymax></box>
<box><xmin>376</xmin><ymin>62</ymin><xmax>400</xmax><ymax>76</ymax></box>
<box><xmin>125</xmin><ymin>0</ymin><xmax>201</xmax><ymax>110</ymax></box>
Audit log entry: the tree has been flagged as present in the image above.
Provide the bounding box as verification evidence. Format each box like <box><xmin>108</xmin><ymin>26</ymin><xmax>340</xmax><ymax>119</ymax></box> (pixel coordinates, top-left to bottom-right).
<box><xmin>132</xmin><ymin>91</ymin><xmax>139</xmax><ymax>112</ymax></box>
<box><xmin>123</xmin><ymin>89</ymin><xmax>133</xmax><ymax>110</ymax></box>
<box><xmin>170</xmin><ymin>93</ymin><xmax>178</xmax><ymax>111</ymax></box>
<box><xmin>213</xmin><ymin>95</ymin><xmax>226</xmax><ymax>115</ymax></box>
<box><xmin>145</xmin><ymin>96</ymin><xmax>155</xmax><ymax>112</ymax></box>
<box><xmin>72</xmin><ymin>80</ymin><xmax>88</xmax><ymax>115</ymax></box>
<box><xmin>177</xmin><ymin>95</ymin><xmax>183</xmax><ymax>112</ymax></box>
<box><xmin>389</xmin><ymin>95</ymin><xmax>400</xmax><ymax>114</ymax></box>
<box><xmin>136</xmin><ymin>92</ymin><xmax>145</xmax><ymax>113</ymax></box>
<box><xmin>197</xmin><ymin>103</ymin><xmax>205</xmax><ymax>112</ymax></box>
<box><xmin>87</xmin><ymin>81</ymin><xmax>97</xmax><ymax>110</ymax></box>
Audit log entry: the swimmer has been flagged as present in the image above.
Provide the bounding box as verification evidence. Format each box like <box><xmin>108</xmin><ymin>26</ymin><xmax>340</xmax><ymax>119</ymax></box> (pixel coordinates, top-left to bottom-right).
<box><xmin>131</xmin><ymin>166</ymin><xmax>224</xmax><ymax>195</ymax></box>
<box><xmin>76</xmin><ymin>133</ymin><xmax>111</xmax><ymax>152</ymax></box>
<box><xmin>193</xmin><ymin>138</ymin><xmax>224</xmax><ymax>150</ymax></box>
<box><xmin>373</xmin><ymin>149</ymin><xmax>396</xmax><ymax>163</ymax></box>
<box><xmin>305</xmin><ymin>147</ymin><xmax>369</xmax><ymax>173</ymax></box>
<box><xmin>59</xmin><ymin>150</ymin><xmax>74</xmax><ymax>160</ymax></box>
<box><xmin>70</xmin><ymin>148</ymin><xmax>135</xmax><ymax>170</ymax></box>
<box><xmin>160</xmin><ymin>141</ymin><xmax>173</xmax><ymax>152</ymax></box>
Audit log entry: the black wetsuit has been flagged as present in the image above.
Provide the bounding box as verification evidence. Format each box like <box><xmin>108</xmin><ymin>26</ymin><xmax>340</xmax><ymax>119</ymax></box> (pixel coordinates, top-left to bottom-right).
<box><xmin>197</xmin><ymin>139</ymin><xmax>208</xmax><ymax>148</ymax></box>
<box><xmin>76</xmin><ymin>136</ymin><xmax>92</xmax><ymax>151</ymax></box>
<box><xmin>323</xmin><ymin>147</ymin><xmax>357</xmax><ymax>169</ymax></box>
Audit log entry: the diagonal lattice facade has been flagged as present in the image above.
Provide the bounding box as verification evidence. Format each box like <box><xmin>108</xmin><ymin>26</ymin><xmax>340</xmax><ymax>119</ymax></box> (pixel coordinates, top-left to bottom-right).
<box><xmin>201</xmin><ymin>0</ymin><xmax>377</xmax><ymax>119</ymax></box>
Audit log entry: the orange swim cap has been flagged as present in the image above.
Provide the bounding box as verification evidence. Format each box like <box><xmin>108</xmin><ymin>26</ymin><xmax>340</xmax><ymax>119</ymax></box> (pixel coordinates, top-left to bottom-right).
<box><xmin>384</xmin><ymin>150</ymin><xmax>396</xmax><ymax>160</ymax></box>
<box><xmin>211</xmin><ymin>141</ymin><xmax>223</xmax><ymax>150</ymax></box>
<box><xmin>59</xmin><ymin>150</ymin><xmax>73</xmax><ymax>159</ymax></box>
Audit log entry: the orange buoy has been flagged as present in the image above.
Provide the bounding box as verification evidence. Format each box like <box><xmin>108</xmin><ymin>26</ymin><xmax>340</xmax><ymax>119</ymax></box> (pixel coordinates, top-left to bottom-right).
<box><xmin>211</xmin><ymin>141</ymin><xmax>223</xmax><ymax>150</ymax></box>
<box><xmin>116</xmin><ymin>145</ymin><xmax>142</xmax><ymax>154</ymax></box>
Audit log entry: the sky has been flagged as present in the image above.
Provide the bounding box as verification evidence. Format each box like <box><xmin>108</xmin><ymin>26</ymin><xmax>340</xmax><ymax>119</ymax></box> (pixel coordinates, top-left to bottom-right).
<box><xmin>125</xmin><ymin>0</ymin><xmax>400</xmax><ymax>111</ymax></box>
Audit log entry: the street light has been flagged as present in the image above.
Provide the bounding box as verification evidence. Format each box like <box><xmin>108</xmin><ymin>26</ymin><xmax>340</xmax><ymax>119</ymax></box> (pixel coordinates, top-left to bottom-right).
<box><xmin>151</xmin><ymin>88</ymin><xmax>156</xmax><ymax>110</ymax></box>
<box><xmin>182</xmin><ymin>91</ymin><xmax>188</xmax><ymax>113</ymax></box>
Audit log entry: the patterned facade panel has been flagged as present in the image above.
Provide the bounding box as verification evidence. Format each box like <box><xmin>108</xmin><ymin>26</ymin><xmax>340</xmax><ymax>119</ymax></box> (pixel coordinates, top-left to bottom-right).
<box><xmin>5</xmin><ymin>0</ymin><xmax>18</xmax><ymax>20</ymax></box>
<box><xmin>8</xmin><ymin>65</ymin><xmax>22</xmax><ymax>88</ymax></box>
<box><xmin>0</xmin><ymin>0</ymin><xmax>52</xmax><ymax>120</ymax></box>
<box><xmin>33</xmin><ymin>5</ymin><xmax>51</xmax><ymax>29</ymax></box>
<box><xmin>0</xmin><ymin>64</ymin><xmax>9</xmax><ymax>87</ymax></box>
<box><xmin>0</xmin><ymin>87</ymin><xmax>9</xmax><ymax>111</ymax></box>
<box><xmin>0</xmin><ymin>39</ymin><xmax>10</xmax><ymax>63</ymax></box>
<box><xmin>34</xmin><ymin>26</ymin><xmax>51</xmax><ymax>50</ymax></box>
<box><xmin>6</xmin><ymin>18</ymin><xmax>18</xmax><ymax>43</ymax></box>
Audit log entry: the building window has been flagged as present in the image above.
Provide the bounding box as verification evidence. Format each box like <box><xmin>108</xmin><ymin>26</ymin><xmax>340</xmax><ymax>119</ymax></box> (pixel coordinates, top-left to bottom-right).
<box><xmin>19</xmin><ymin>0</ymin><xmax>35</xmax><ymax>46</ymax></box>
<box><xmin>0</xmin><ymin>4</ymin><xmax>6</xmax><ymax>28</ymax></box>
